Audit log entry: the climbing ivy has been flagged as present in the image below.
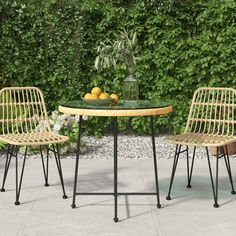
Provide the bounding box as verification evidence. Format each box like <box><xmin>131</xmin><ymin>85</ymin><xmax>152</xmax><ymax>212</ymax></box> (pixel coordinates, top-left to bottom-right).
<box><xmin>1</xmin><ymin>0</ymin><xmax>236</xmax><ymax>135</ymax></box>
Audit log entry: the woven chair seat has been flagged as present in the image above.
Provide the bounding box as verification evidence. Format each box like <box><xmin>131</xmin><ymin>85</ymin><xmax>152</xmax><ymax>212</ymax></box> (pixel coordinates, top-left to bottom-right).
<box><xmin>0</xmin><ymin>132</ymin><xmax>69</xmax><ymax>146</ymax></box>
<box><xmin>166</xmin><ymin>133</ymin><xmax>236</xmax><ymax>147</ymax></box>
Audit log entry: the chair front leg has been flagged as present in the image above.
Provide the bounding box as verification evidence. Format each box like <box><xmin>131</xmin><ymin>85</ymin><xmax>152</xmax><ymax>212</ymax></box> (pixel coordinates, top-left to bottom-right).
<box><xmin>166</xmin><ymin>144</ymin><xmax>181</xmax><ymax>200</ymax></box>
<box><xmin>15</xmin><ymin>146</ymin><xmax>28</xmax><ymax>205</ymax></box>
<box><xmin>206</xmin><ymin>147</ymin><xmax>219</xmax><ymax>208</ymax></box>
<box><xmin>52</xmin><ymin>144</ymin><xmax>67</xmax><ymax>199</ymax></box>
<box><xmin>186</xmin><ymin>146</ymin><xmax>196</xmax><ymax>188</ymax></box>
<box><xmin>39</xmin><ymin>145</ymin><xmax>49</xmax><ymax>187</ymax></box>
<box><xmin>1</xmin><ymin>145</ymin><xmax>14</xmax><ymax>192</ymax></box>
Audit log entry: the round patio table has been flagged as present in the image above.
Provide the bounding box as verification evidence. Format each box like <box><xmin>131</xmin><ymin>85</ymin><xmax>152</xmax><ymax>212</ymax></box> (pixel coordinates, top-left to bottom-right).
<box><xmin>59</xmin><ymin>100</ymin><xmax>172</xmax><ymax>222</ymax></box>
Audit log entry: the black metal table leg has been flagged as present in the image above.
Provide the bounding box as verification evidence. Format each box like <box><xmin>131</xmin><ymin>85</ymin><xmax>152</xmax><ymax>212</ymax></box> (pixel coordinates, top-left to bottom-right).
<box><xmin>71</xmin><ymin>115</ymin><xmax>163</xmax><ymax>221</ymax></box>
<box><xmin>150</xmin><ymin>116</ymin><xmax>161</xmax><ymax>208</ymax></box>
<box><xmin>71</xmin><ymin>115</ymin><xmax>83</xmax><ymax>209</ymax></box>
<box><xmin>113</xmin><ymin>117</ymin><xmax>119</xmax><ymax>222</ymax></box>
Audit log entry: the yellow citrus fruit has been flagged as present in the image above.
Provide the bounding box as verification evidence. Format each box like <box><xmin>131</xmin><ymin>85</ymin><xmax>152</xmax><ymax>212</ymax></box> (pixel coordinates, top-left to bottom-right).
<box><xmin>110</xmin><ymin>93</ymin><xmax>119</xmax><ymax>103</ymax></box>
<box><xmin>90</xmin><ymin>93</ymin><xmax>99</xmax><ymax>99</ymax></box>
<box><xmin>99</xmin><ymin>92</ymin><xmax>110</xmax><ymax>99</ymax></box>
<box><xmin>84</xmin><ymin>93</ymin><xmax>92</xmax><ymax>99</ymax></box>
<box><xmin>91</xmin><ymin>87</ymin><xmax>102</xmax><ymax>96</ymax></box>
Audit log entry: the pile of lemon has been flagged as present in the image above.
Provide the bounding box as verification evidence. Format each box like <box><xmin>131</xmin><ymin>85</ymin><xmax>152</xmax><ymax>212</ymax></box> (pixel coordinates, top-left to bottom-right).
<box><xmin>84</xmin><ymin>87</ymin><xmax>119</xmax><ymax>103</ymax></box>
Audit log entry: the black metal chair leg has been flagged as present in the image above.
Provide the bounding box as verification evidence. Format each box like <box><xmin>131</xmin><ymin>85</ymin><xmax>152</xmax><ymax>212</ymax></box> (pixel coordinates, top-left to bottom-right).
<box><xmin>39</xmin><ymin>145</ymin><xmax>49</xmax><ymax>187</ymax></box>
<box><xmin>113</xmin><ymin>117</ymin><xmax>119</xmax><ymax>222</ymax></box>
<box><xmin>53</xmin><ymin>144</ymin><xmax>67</xmax><ymax>199</ymax></box>
<box><xmin>206</xmin><ymin>147</ymin><xmax>219</xmax><ymax>208</ymax></box>
<box><xmin>150</xmin><ymin>116</ymin><xmax>161</xmax><ymax>208</ymax></box>
<box><xmin>1</xmin><ymin>145</ymin><xmax>14</xmax><ymax>192</ymax></box>
<box><xmin>72</xmin><ymin>115</ymin><xmax>83</xmax><ymax>209</ymax></box>
<box><xmin>186</xmin><ymin>146</ymin><xmax>196</xmax><ymax>188</ymax></box>
<box><xmin>222</xmin><ymin>146</ymin><xmax>236</xmax><ymax>194</ymax></box>
<box><xmin>186</xmin><ymin>146</ymin><xmax>190</xmax><ymax>188</ymax></box>
<box><xmin>15</xmin><ymin>146</ymin><xmax>28</xmax><ymax>205</ymax></box>
<box><xmin>166</xmin><ymin>144</ymin><xmax>181</xmax><ymax>200</ymax></box>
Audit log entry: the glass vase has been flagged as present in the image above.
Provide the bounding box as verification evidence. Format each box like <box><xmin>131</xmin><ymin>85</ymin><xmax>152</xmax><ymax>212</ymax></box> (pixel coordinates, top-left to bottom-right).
<box><xmin>123</xmin><ymin>75</ymin><xmax>139</xmax><ymax>101</ymax></box>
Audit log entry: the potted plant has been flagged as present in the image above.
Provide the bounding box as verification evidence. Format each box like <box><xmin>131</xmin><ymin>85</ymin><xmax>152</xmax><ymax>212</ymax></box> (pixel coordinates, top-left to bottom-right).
<box><xmin>94</xmin><ymin>29</ymin><xmax>139</xmax><ymax>101</ymax></box>
<box><xmin>210</xmin><ymin>143</ymin><xmax>236</xmax><ymax>156</ymax></box>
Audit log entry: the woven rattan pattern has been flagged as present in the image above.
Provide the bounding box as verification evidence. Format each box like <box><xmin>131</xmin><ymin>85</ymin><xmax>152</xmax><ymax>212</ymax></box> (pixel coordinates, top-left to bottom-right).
<box><xmin>0</xmin><ymin>87</ymin><xmax>69</xmax><ymax>145</ymax></box>
<box><xmin>166</xmin><ymin>87</ymin><xmax>236</xmax><ymax>147</ymax></box>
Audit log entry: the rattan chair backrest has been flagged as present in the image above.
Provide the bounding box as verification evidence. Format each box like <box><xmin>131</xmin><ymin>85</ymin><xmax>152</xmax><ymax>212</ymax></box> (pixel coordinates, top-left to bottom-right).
<box><xmin>0</xmin><ymin>87</ymin><xmax>51</xmax><ymax>135</ymax></box>
<box><xmin>185</xmin><ymin>87</ymin><xmax>236</xmax><ymax>136</ymax></box>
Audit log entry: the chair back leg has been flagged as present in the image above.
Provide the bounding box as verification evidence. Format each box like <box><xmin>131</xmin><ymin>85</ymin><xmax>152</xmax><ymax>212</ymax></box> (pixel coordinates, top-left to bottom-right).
<box><xmin>222</xmin><ymin>146</ymin><xmax>236</xmax><ymax>195</ymax></box>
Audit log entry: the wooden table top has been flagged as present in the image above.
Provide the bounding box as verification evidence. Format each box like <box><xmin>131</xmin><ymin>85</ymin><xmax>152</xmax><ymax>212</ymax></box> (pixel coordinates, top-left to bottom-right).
<box><xmin>59</xmin><ymin>100</ymin><xmax>173</xmax><ymax>117</ymax></box>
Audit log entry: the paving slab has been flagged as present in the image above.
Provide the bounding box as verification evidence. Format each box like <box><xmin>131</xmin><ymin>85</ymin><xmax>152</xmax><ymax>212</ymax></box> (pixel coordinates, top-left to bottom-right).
<box><xmin>0</xmin><ymin>157</ymin><xmax>236</xmax><ymax>236</ymax></box>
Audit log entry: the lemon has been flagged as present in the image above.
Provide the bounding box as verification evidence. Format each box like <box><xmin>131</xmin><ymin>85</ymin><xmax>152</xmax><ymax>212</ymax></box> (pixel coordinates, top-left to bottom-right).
<box><xmin>90</xmin><ymin>93</ymin><xmax>99</xmax><ymax>99</ymax></box>
<box><xmin>110</xmin><ymin>93</ymin><xmax>119</xmax><ymax>103</ymax></box>
<box><xmin>91</xmin><ymin>87</ymin><xmax>102</xmax><ymax>96</ymax></box>
<box><xmin>84</xmin><ymin>93</ymin><xmax>92</xmax><ymax>99</ymax></box>
<box><xmin>99</xmin><ymin>92</ymin><xmax>110</xmax><ymax>99</ymax></box>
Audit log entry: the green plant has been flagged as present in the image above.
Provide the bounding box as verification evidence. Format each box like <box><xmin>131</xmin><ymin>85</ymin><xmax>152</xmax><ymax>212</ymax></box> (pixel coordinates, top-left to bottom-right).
<box><xmin>95</xmin><ymin>29</ymin><xmax>139</xmax><ymax>77</ymax></box>
<box><xmin>37</xmin><ymin>110</ymin><xmax>86</xmax><ymax>154</ymax></box>
<box><xmin>0</xmin><ymin>71</ymin><xmax>8</xmax><ymax>90</ymax></box>
<box><xmin>1</xmin><ymin>0</ymin><xmax>236</xmax><ymax>135</ymax></box>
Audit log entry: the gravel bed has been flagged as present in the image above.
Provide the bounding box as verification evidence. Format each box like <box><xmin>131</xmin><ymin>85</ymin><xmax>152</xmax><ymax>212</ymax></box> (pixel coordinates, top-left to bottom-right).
<box><xmin>81</xmin><ymin>135</ymin><xmax>236</xmax><ymax>160</ymax></box>
<box><xmin>1</xmin><ymin>135</ymin><xmax>236</xmax><ymax>160</ymax></box>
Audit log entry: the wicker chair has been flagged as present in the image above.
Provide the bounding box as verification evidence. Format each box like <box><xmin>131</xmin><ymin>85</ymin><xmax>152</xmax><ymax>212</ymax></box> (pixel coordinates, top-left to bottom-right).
<box><xmin>166</xmin><ymin>87</ymin><xmax>236</xmax><ymax>207</ymax></box>
<box><xmin>0</xmin><ymin>87</ymin><xmax>69</xmax><ymax>205</ymax></box>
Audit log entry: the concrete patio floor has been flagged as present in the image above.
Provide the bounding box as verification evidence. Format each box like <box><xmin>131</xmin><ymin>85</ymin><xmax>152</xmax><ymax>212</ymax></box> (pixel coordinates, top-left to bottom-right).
<box><xmin>0</xmin><ymin>157</ymin><xmax>236</xmax><ymax>236</ymax></box>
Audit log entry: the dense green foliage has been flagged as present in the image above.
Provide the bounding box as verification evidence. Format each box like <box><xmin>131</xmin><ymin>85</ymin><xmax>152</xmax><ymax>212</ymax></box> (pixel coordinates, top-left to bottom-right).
<box><xmin>1</xmin><ymin>0</ymin><xmax>236</xmax><ymax>135</ymax></box>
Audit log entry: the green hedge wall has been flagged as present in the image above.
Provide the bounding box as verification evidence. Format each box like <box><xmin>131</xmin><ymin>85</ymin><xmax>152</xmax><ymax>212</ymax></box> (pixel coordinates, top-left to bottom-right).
<box><xmin>1</xmin><ymin>0</ymin><xmax>236</xmax><ymax>135</ymax></box>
